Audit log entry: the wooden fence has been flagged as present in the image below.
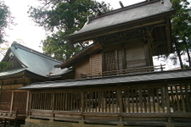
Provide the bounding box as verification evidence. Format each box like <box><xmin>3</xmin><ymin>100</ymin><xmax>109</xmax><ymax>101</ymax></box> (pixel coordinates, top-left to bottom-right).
<box><xmin>28</xmin><ymin>81</ymin><xmax>191</xmax><ymax>126</ymax></box>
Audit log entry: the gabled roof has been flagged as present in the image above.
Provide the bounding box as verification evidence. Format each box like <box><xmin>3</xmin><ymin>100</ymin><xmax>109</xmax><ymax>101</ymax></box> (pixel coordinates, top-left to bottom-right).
<box><xmin>0</xmin><ymin>42</ymin><xmax>66</xmax><ymax>77</ymax></box>
<box><xmin>19</xmin><ymin>69</ymin><xmax>191</xmax><ymax>90</ymax></box>
<box><xmin>65</xmin><ymin>0</ymin><xmax>174</xmax><ymax>43</ymax></box>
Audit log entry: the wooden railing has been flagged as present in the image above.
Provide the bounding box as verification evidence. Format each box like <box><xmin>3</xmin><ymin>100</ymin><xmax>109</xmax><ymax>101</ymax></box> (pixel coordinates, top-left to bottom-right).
<box><xmin>0</xmin><ymin>91</ymin><xmax>28</xmax><ymax>119</ymax></box>
<box><xmin>28</xmin><ymin>82</ymin><xmax>191</xmax><ymax>126</ymax></box>
<box><xmin>0</xmin><ymin>109</ymin><xmax>18</xmax><ymax>119</ymax></box>
<box><xmin>81</xmin><ymin>64</ymin><xmax>165</xmax><ymax>78</ymax></box>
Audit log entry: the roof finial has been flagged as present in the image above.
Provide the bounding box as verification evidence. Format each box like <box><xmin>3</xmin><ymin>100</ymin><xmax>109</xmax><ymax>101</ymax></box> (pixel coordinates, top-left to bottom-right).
<box><xmin>119</xmin><ymin>1</ymin><xmax>124</xmax><ymax>8</ymax></box>
<box><xmin>161</xmin><ymin>0</ymin><xmax>164</xmax><ymax>4</ymax></box>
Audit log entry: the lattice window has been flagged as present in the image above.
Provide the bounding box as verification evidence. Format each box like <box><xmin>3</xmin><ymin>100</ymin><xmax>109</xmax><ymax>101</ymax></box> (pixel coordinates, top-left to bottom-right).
<box><xmin>103</xmin><ymin>51</ymin><xmax>117</xmax><ymax>71</ymax></box>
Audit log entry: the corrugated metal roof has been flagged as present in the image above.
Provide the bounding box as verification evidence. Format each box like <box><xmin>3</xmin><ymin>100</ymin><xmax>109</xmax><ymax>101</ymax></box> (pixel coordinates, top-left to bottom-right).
<box><xmin>19</xmin><ymin>69</ymin><xmax>191</xmax><ymax>90</ymax></box>
<box><xmin>67</xmin><ymin>0</ymin><xmax>173</xmax><ymax>38</ymax></box>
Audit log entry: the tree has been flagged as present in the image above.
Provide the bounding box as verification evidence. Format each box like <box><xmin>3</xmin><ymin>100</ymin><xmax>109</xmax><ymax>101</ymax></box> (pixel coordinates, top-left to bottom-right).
<box><xmin>28</xmin><ymin>0</ymin><xmax>111</xmax><ymax>60</ymax></box>
<box><xmin>171</xmin><ymin>0</ymin><xmax>191</xmax><ymax>68</ymax></box>
<box><xmin>0</xmin><ymin>0</ymin><xmax>13</xmax><ymax>43</ymax></box>
<box><xmin>0</xmin><ymin>62</ymin><xmax>11</xmax><ymax>71</ymax></box>
<box><xmin>0</xmin><ymin>1</ymin><xmax>13</xmax><ymax>71</ymax></box>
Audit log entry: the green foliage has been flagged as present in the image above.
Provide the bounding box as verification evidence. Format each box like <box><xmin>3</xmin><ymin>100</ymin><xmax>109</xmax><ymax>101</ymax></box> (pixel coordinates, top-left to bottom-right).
<box><xmin>171</xmin><ymin>0</ymin><xmax>191</xmax><ymax>68</ymax></box>
<box><xmin>28</xmin><ymin>0</ymin><xmax>111</xmax><ymax>60</ymax></box>
<box><xmin>0</xmin><ymin>62</ymin><xmax>11</xmax><ymax>71</ymax></box>
<box><xmin>0</xmin><ymin>1</ymin><xmax>13</xmax><ymax>43</ymax></box>
<box><xmin>42</xmin><ymin>31</ymin><xmax>81</xmax><ymax>60</ymax></box>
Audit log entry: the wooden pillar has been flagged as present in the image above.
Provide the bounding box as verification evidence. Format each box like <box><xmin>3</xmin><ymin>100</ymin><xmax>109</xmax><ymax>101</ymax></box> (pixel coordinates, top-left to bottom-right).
<box><xmin>51</xmin><ymin>92</ymin><xmax>55</xmax><ymax>120</ymax></box>
<box><xmin>81</xmin><ymin>91</ymin><xmax>85</xmax><ymax>121</ymax></box>
<box><xmin>164</xmin><ymin>82</ymin><xmax>172</xmax><ymax>124</ymax></box>
<box><xmin>26</xmin><ymin>91</ymin><xmax>30</xmax><ymax>116</ymax></box>
<box><xmin>3</xmin><ymin>119</ymin><xmax>6</xmax><ymax>127</ymax></box>
<box><xmin>165</xmin><ymin>18</ymin><xmax>172</xmax><ymax>54</ymax></box>
<box><xmin>10</xmin><ymin>91</ymin><xmax>15</xmax><ymax>115</ymax></box>
<box><xmin>117</xmin><ymin>88</ymin><xmax>124</xmax><ymax>126</ymax></box>
<box><xmin>27</xmin><ymin>92</ymin><xmax>32</xmax><ymax>118</ymax></box>
<box><xmin>14</xmin><ymin>119</ymin><xmax>17</xmax><ymax>127</ymax></box>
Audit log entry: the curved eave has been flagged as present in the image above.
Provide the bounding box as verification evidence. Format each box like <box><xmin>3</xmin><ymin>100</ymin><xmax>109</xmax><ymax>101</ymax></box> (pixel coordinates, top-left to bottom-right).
<box><xmin>0</xmin><ymin>68</ymin><xmax>26</xmax><ymax>79</ymax></box>
<box><xmin>65</xmin><ymin>10</ymin><xmax>175</xmax><ymax>44</ymax></box>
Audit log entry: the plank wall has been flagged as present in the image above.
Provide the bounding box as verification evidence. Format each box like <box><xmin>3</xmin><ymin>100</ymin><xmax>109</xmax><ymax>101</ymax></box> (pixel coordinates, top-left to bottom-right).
<box><xmin>74</xmin><ymin>57</ymin><xmax>90</xmax><ymax>79</ymax></box>
<box><xmin>90</xmin><ymin>53</ymin><xmax>102</xmax><ymax>75</ymax></box>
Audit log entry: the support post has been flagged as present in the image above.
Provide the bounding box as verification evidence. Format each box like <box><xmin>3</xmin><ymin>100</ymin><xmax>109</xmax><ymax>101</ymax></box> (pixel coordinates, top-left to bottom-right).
<box><xmin>81</xmin><ymin>91</ymin><xmax>85</xmax><ymax>121</ymax></box>
<box><xmin>10</xmin><ymin>91</ymin><xmax>15</xmax><ymax>116</ymax></box>
<box><xmin>26</xmin><ymin>91</ymin><xmax>30</xmax><ymax>116</ymax></box>
<box><xmin>51</xmin><ymin>92</ymin><xmax>55</xmax><ymax>120</ymax></box>
<box><xmin>117</xmin><ymin>88</ymin><xmax>124</xmax><ymax>126</ymax></box>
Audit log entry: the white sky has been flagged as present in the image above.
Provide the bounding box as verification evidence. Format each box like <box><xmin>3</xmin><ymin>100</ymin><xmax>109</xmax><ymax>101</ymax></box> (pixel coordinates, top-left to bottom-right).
<box><xmin>3</xmin><ymin>0</ymin><xmax>144</xmax><ymax>52</ymax></box>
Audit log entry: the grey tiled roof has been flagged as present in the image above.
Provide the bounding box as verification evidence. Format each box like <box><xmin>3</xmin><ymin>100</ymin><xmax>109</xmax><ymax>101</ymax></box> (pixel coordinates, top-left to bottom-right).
<box><xmin>19</xmin><ymin>69</ymin><xmax>191</xmax><ymax>90</ymax></box>
<box><xmin>68</xmin><ymin>0</ymin><xmax>173</xmax><ymax>38</ymax></box>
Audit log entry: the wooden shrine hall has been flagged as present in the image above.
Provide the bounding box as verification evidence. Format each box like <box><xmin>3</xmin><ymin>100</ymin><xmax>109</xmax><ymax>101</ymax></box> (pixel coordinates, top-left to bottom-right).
<box><xmin>1</xmin><ymin>0</ymin><xmax>191</xmax><ymax>127</ymax></box>
<box><xmin>0</xmin><ymin>42</ymin><xmax>71</xmax><ymax>126</ymax></box>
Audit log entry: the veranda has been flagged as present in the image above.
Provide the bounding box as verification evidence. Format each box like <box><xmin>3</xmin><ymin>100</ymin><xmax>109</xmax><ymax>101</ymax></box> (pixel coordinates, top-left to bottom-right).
<box><xmin>27</xmin><ymin>79</ymin><xmax>191</xmax><ymax>127</ymax></box>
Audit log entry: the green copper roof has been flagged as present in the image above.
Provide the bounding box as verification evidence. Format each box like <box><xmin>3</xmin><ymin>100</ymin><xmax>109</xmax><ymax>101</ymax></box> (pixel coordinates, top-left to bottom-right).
<box><xmin>0</xmin><ymin>68</ymin><xmax>25</xmax><ymax>77</ymax></box>
<box><xmin>0</xmin><ymin>42</ymin><xmax>67</xmax><ymax>78</ymax></box>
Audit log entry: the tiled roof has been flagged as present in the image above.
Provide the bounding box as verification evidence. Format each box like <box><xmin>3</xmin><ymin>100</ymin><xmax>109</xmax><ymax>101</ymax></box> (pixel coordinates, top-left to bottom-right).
<box><xmin>19</xmin><ymin>69</ymin><xmax>191</xmax><ymax>90</ymax></box>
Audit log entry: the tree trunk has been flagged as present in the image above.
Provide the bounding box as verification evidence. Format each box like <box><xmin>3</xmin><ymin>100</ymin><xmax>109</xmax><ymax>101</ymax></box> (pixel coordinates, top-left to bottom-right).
<box><xmin>177</xmin><ymin>49</ymin><xmax>184</xmax><ymax>69</ymax></box>
<box><xmin>186</xmin><ymin>47</ymin><xmax>191</xmax><ymax>67</ymax></box>
<box><xmin>174</xmin><ymin>42</ymin><xmax>184</xmax><ymax>69</ymax></box>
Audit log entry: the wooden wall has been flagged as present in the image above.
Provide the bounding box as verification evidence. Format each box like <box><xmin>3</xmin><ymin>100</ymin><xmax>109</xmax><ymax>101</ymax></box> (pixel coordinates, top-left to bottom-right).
<box><xmin>126</xmin><ymin>45</ymin><xmax>146</xmax><ymax>68</ymax></box>
<box><xmin>74</xmin><ymin>57</ymin><xmax>90</xmax><ymax>79</ymax></box>
<box><xmin>90</xmin><ymin>53</ymin><xmax>102</xmax><ymax>75</ymax></box>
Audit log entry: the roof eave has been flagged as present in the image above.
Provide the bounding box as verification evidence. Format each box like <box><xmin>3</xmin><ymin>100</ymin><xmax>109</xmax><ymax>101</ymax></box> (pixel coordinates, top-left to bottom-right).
<box><xmin>56</xmin><ymin>43</ymin><xmax>101</xmax><ymax>68</ymax></box>
<box><xmin>65</xmin><ymin>10</ymin><xmax>175</xmax><ymax>44</ymax></box>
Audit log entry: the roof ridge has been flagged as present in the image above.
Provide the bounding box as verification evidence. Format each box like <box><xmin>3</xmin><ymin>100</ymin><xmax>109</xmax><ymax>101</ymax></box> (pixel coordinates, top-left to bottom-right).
<box><xmin>89</xmin><ymin>0</ymin><xmax>160</xmax><ymax>21</ymax></box>
<box><xmin>11</xmin><ymin>42</ymin><xmax>62</xmax><ymax>63</ymax></box>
